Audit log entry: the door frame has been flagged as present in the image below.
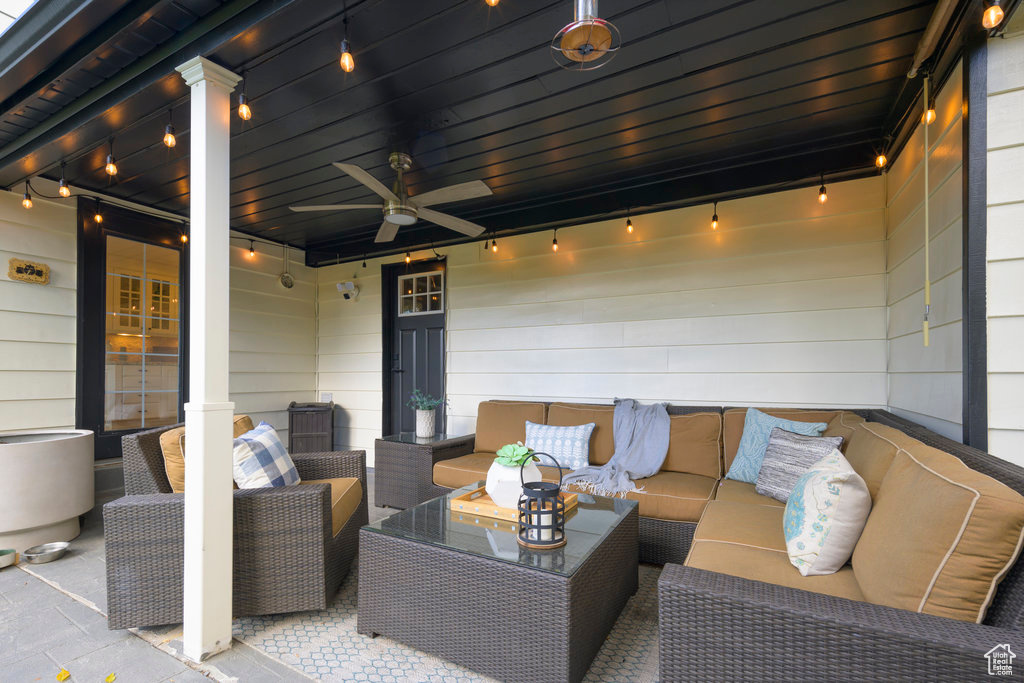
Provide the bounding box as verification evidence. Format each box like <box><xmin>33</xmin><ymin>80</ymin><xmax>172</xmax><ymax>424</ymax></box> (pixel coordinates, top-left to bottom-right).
<box><xmin>380</xmin><ymin>257</ymin><xmax>446</xmax><ymax>436</ymax></box>
<box><xmin>75</xmin><ymin>199</ymin><xmax>190</xmax><ymax>459</ymax></box>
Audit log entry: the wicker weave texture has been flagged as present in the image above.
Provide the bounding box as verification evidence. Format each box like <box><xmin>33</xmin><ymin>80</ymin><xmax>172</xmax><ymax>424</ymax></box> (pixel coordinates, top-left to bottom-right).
<box><xmin>358</xmin><ymin>507</ymin><xmax>638</xmax><ymax>683</ymax></box>
<box><xmin>374</xmin><ymin>434</ymin><xmax>475</xmax><ymax>509</ymax></box>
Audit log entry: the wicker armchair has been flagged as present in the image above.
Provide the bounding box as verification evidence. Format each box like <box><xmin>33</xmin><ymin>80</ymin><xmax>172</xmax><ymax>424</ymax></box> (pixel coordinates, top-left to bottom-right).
<box><xmin>104</xmin><ymin>423</ymin><xmax>367</xmax><ymax>629</ymax></box>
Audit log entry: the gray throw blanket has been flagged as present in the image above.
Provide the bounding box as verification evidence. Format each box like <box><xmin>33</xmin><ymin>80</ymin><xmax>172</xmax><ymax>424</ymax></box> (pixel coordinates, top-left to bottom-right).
<box><xmin>561</xmin><ymin>398</ymin><xmax>670</xmax><ymax>497</ymax></box>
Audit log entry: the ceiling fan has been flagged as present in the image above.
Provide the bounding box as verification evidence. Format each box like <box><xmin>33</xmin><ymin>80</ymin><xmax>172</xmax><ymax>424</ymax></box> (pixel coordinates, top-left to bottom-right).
<box><xmin>289</xmin><ymin>152</ymin><xmax>491</xmax><ymax>243</ymax></box>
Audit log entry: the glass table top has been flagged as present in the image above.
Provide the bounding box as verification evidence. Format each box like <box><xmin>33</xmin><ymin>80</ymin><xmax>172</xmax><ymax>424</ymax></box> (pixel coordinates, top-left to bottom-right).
<box><xmin>363</xmin><ymin>482</ymin><xmax>637</xmax><ymax>577</ymax></box>
<box><xmin>377</xmin><ymin>432</ymin><xmax>456</xmax><ymax>445</ymax></box>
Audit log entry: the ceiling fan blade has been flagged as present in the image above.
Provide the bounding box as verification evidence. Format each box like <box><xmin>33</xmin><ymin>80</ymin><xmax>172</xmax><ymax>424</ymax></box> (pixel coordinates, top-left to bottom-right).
<box><xmin>374</xmin><ymin>220</ymin><xmax>400</xmax><ymax>243</ymax></box>
<box><xmin>289</xmin><ymin>204</ymin><xmax>381</xmax><ymax>212</ymax></box>
<box><xmin>418</xmin><ymin>207</ymin><xmax>485</xmax><ymax>237</ymax></box>
<box><xmin>333</xmin><ymin>162</ymin><xmax>399</xmax><ymax>202</ymax></box>
<box><xmin>410</xmin><ymin>180</ymin><xmax>492</xmax><ymax>208</ymax></box>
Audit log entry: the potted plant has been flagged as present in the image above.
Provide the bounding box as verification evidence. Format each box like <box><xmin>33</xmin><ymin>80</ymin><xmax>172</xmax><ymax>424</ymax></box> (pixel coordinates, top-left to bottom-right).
<box><xmin>407</xmin><ymin>389</ymin><xmax>445</xmax><ymax>438</ymax></box>
<box><xmin>486</xmin><ymin>442</ymin><xmax>542</xmax><ymax>509</ymax></box>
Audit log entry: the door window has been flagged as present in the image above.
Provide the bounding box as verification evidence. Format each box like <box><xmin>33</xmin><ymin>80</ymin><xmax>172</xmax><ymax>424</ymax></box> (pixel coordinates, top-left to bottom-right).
<box><xmin>398</xmin><ymin>272</ymin><xmax>443</xmax><ymax>316</ymax></box>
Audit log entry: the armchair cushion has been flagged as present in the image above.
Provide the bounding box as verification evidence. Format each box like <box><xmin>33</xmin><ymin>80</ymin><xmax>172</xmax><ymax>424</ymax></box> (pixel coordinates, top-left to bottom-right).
<box><xmin>301</xmin><ymin>477</ymin><xmax>361</xmax><ymax>536</ymax></box>
<box><xmin>159</xmin><ymin>414</ymin><xmax>253</xmax><ymax>493</ymax></box>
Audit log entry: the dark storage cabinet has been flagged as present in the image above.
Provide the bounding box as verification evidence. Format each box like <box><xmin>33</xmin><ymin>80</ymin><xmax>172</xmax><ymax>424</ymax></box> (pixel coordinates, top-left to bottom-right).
<box><xmin>288</xmin><ymin>401</ymin><xmax>334</xmax><ymax>453</ymax></box>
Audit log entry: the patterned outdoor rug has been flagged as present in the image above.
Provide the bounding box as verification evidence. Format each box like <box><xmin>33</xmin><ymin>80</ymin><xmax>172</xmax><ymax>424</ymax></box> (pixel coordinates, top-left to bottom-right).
<box><xmin>234</xmin><ymin>564</ymin><xmax>661</xmax><ymax>682</ymax></box>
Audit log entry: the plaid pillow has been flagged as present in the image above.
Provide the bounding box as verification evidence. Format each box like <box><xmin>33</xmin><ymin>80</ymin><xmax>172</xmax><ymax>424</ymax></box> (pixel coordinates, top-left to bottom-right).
<box><xmin>232</xmin><ymin>422</ymin><xmax>300</xmax><ymax>488</ymax></box>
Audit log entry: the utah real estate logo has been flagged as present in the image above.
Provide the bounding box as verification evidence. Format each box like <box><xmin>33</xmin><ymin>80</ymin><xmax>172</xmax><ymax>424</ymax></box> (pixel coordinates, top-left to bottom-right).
<box><xmin>986</xmin><ymin>644</ymin><xmax>1015</xmax><ymax>676</ymax></box>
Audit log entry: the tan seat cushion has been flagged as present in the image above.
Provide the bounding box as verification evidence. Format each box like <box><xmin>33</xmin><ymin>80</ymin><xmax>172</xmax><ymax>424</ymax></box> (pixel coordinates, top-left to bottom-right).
<box><xmin>433</xmin><ymin>452</ymin><xmax>562</xmax><ymax>490</ymax></box>
<box><xmin>853</xmin><ymin>439</ymin><xmax>1024</xmax><ymax>623</ymax></box>
<box><xmin>566</xmin><ymin>471</ymin><xmax>717</xmax><ymax>523</ymax></box>
<box><xmin>714</xmin><ymin>479</ymin><xmax>785</xmax><ymax>507</ymax></box>
<box><xmin>841</xmin><ymin>421</ymin><xmax>902</xmax><ymax>500</ymax></box>
<box><xmin>300</xmin><ymin>477</ymin><xmax>362</xmax><ymax>536</ymax></box>
<box><xmin>474</xmin><ymin>401</ymin><xmax>547</xmax><ymax>453</ymax></box>
<box><xmin>686</xmin><ymin>540</ymin><xmax>865</xmax><ymax>602</ymax></box>
<box><xmin>722</xmin><ymin>408</ymin><xmax>850</xmax><ymax>474</ymax></box>
<box><xmin>693</xmin><ymin>500</ymin><xmax>787</xmax><ymax>551</ymax></box>
<box><xmin>160</xmin><ymin>415</ymin><xmax>254</xmax><ymax>493</ymax></box>
<box><xmin>547</xmin><ymin>403</ymin><xmax>615</xmax><ymax>465</ymax></box>
<box><xmin>663</xmin><ymin>412</ymin><xmax>722</xmax><ymax>479</ymax></box>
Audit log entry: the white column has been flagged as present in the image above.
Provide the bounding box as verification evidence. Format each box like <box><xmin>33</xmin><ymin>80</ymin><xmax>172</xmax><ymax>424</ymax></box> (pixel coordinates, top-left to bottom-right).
<box><xmin>175</xmin><ymin>55</ymin><xmax>241</xmax><ymax>662</ymax></box>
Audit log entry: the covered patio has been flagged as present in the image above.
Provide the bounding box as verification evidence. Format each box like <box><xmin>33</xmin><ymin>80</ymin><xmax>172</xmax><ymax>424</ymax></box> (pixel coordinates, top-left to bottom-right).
<box><xmin>2</xmin><ymin>0</ymin><xmax>1024</xmax><ymax>681</ymax></box>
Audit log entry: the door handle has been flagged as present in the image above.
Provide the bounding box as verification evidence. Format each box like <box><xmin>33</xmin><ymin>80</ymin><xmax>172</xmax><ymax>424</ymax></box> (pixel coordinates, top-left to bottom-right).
<box><xmin>392</xmin><ymin>368</ymin><xmax>404</xmax><ymax>373</ymax></box>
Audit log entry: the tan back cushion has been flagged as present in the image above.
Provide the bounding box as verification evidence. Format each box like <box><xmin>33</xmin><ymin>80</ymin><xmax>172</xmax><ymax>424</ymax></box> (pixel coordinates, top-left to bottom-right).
<box><xmin>547</xmin><ymin>403</ymin><xmax>615</xmax><ymax>464</ymax></box>
<box><xmin>160</xmin><ymin>414</ymin><xmax>254</xmax><ymax>493</ymax></box>
<box><xmin>663</xmin><ymin>412</ymin><xmax>722</xmax><ymax>478</ymax></box>
<box><xmin>822</xmin><ymin>412</ymin><xmax>865</xmax><ymax>453</ymax></box>
<box><xmin>474</xmin><ymin>401</ymin><xmax>547</xmax><ymax>453</ymax></box>
<box><xmin>841</xmin><ymin>421</ymin><xmax>902</xmax><ymax>500</ymax></box>
<box><xmin>722</xmin><ymin>408</ymin><xmax>846</xmax><ymax>472</ymax></box>
<box><xmin>853</xmin><ymin>442</ymin><xmax>1024</xmax><ymax>623</ymax></box>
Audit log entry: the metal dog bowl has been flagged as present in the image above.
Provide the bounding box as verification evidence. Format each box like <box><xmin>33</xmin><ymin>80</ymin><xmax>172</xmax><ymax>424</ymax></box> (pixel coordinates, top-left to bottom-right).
<box><xmin>22</xmin><ymin>541</ymin><xmax>69</xmax><ymax>564</ymax></box>
<box><xmin>0</xmin><ymin>548</ymin><xmax>16</xmax><ymax>568</ymax></box>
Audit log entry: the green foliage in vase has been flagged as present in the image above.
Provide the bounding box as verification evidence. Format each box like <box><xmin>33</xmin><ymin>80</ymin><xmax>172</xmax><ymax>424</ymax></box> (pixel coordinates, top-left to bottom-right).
<box><xmin>407</xmin><ymin>388</ymin><xmax>445</xmax><ymax>410</ymax></box>
<box><xmin>494</xmin><ymin>442</ymin><xmax>537</xmax><ymax>467</ymax></box>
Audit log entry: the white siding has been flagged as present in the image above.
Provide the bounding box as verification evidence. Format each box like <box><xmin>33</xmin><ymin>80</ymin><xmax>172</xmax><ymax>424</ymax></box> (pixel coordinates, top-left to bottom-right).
<box><xmin>0</xmin><ymin>190</ymin><xmax>77</xmax><ymax>431</ymax></box>
<box><xmin>228</xmin><ymin>242</ymin><xmax>317</xmax><ymax>440</ymax></box>
<box><xmin>987</xmin><ymin>21</ymin><xmax>1024</xmax><ymax>465</ymax></box>
<box><xmin>885</xmin><ymin>61</ymin><xmax>964</xmax><ymax>441</ymax></box>
<box><xmin>318</xmin><ymin>176</ymin><xmax>890</xmax><ymax>464</ymax></box>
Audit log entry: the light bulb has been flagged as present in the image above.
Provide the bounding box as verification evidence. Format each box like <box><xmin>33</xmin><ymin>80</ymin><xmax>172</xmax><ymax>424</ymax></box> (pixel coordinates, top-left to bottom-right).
<box><xmin>105</xmin><ymin>154</ymin><xmax>117</xmax><ymax>176</ymax></box>
<box><xmin>552</xmin><ymin>237</ymin><xmax>558</xmax><ymax>252</ymax></box>
<box><xmin>164</xmin><ymin>124</ymin><xmax>176</xmax><ymax>148</ymax></box>
<box><xmin>405</xmin><ymin>252</ymin><xmax>411</xmax><ymax>264</ymax></box>
<box><xmin>248</xmin><ymin>241</ymin><xmax>255</xmax><ymax>258</ymax></box>
<box><xmin>339</xmin><ymin>40</ymin><xmax>355</xmax><ymax>73</ymax></box>
<box><xmin>22</xmin><ymin>192</ymin><xmax>32</xmax><ymax>209</ymax></box>
<box><xmin>983</xmin><ymin>1</ymin><xmax>1004</xmax><ymax>29</ymax></box>
<box><xmin>58</xmin><ymin>179</ymin><xmax>71</xmax><ymax>198</ymax></box>
<box><xmin>818</xmin><ymin>185</ymin><xmax>828</xmax><ymax>204</ymax></box>
<box><xmin>94</xmin><ymin>212</ymin><xmax>103</xmax><ymax>223</ymax></box>
<box><xmin>238</xmin><ymin>93</ymin><xmax>252</xmax><ymax>121</ymax></box>
<box><xmin>626</xmin><ymin>217</ymin><xmax>633</xmax><ymax>234</ymax></box>
<box><xmin>486</xmin><ymin>0</ymin><xmax>499</xmax><ymax>5</ymax></box>
<box><xmin>491</xmin><ymin>239</ymin><xmax>498</xmax><ymax>253</ymax></box>
<box><xmin>180</xmin><ymin>233</ymin><xmax>188</xmax><ymax>244</ymax></box>
<box><xmin>922</xmin><ymin>108</ymin><xmax>936</xmax><ymax>125</ymax></box>
<box><xmin>711</xmin><ymin>213</ymin><xmax>718</xmax><ymax>230</ymax></box>
<box><xmin>875</xmin><ymin>154</ymin><xmax>887</xmax><ymax>169</ymax></box>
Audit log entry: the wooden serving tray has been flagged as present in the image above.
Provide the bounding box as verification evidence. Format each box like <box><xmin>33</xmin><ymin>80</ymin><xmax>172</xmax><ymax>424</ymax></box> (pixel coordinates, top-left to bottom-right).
<box><xmin>449</xmin><ymin>485</ymin><xmax>578</xmax><ymax>522</ymax></box>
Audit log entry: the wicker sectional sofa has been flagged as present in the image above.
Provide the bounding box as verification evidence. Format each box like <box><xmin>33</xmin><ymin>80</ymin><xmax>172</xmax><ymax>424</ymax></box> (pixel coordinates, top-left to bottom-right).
<box><xmin>420</xmin><ymin>401</ymin><xmax>1024</xmax><ymax>679</ymax></box>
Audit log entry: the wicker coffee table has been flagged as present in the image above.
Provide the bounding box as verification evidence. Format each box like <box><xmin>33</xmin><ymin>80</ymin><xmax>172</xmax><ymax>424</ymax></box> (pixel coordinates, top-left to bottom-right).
<box><xmin>358</xmin><ymin>482</ymin><xmax>639</xmax><ymax>683</ymax></box>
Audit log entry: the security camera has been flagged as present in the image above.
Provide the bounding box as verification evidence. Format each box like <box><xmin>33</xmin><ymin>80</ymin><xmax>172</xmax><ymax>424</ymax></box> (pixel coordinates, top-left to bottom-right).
<box><xmin>337</xmin><ymin>281</ymin><xmax>360</xmax><ymax>301</ymax></box>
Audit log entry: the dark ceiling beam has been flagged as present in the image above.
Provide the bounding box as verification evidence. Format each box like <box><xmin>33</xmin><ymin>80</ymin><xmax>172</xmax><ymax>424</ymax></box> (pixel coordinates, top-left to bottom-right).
<box><xmin>0</xmin><ymin>0</ymin><xmax>301</xmax><ymax>184</ymax></box>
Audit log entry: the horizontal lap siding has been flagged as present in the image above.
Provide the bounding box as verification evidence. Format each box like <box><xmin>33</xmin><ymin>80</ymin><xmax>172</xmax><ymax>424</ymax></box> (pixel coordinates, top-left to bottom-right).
<box><xmin>0</xmin><ymin>191</ymin><xmax>77</xmax><ymax>431</ymax></box>
<box><xmin>228</xmin><ymin>244</ymin><xmax>316</xmax><ymax>440</ymax></box>
<box><xmin>885</xmin><ymin>61</ymin><xmax>964</xmax><ymax>441</ymax></box>
<box><xmin>987</xmin><ymin>27</ymin><xmax>1024</xmax><ymax>465</ymax></box>
<box><xmin>318</xmin><ymin>175</ymin><xmax>889</xmax><ymax>462</ymax></box>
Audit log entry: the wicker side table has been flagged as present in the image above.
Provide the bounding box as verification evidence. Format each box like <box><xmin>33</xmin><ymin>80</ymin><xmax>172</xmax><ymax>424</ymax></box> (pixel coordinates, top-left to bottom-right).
<box><xmin>374</xmin><ymin>432</ymin><xmax>475</xmax><ymax>509</ymax></box>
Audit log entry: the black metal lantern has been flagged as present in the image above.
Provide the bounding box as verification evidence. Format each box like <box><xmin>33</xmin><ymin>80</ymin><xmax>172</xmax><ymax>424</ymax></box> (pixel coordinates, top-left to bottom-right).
<box><xmin>517</xmin><ymin>452</ymin><xmax>567</xmax><ymax>549</ymax></box>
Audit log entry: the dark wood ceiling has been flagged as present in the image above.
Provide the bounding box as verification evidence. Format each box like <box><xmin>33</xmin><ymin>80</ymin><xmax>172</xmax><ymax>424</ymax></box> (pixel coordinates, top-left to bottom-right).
<box><xmin>0</xmin><ymin>0</ymin><xmax>956</xmax><ymax>264</ymax></box>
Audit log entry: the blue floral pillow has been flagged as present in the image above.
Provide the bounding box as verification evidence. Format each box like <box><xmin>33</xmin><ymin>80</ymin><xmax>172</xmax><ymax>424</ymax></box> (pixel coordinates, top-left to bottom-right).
<box><xmin>725</xmin><ymin>408</ymin><xmax>827</xmax><ymax>483</ymax></box>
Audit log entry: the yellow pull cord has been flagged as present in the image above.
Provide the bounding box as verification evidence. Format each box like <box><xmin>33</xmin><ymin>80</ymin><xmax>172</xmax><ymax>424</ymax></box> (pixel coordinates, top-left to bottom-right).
<box><xmin>923</xmin><ymin>74</ymin><xmax>931</xmax><ymax>348</ymax></box>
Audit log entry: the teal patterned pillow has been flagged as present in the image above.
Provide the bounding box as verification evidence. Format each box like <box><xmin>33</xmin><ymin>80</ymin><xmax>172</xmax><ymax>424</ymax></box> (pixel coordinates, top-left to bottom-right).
<box><xmin>524</xmin><ymin>420</ymin><xmax>595</xmax><ymax>471</ymax></box>
<box><xmin>784</xmin><ymin>449</ymin><xmax>872</xmax><ymax>576</ymax></box>
<box><xmin>725</xmin><ymin>408</ymin><xmax>827</xmax><ymax>483</ymax></box>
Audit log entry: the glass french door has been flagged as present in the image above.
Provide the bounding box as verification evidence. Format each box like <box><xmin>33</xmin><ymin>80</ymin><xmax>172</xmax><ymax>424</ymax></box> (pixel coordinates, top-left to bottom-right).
<box><xmin>77</xmin><ymin>200</ymin><xmax>188</xmax><ymax>459</ymax></box>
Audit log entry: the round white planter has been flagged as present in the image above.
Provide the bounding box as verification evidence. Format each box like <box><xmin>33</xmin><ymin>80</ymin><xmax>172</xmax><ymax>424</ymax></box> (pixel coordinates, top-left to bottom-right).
<box><xmin>415</xmin><ymin>409</ymin><xmax>436</xmax><ymax>438</ymax></box>
<box><xmin>485</xmin><ymin>459</ymin><xmax>542</xmax><ymax>509</ymax></box>
<box><xmin>0</xmin><ymin>430</ymin><xmax>94</xmax><ymax>552</ymax></box>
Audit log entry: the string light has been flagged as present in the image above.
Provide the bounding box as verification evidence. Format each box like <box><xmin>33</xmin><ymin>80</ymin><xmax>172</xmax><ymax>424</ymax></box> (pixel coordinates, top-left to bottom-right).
<box><xmin>362</xmin><ymin>256</ymin><xmax>367</xmax><ymax>268</ymax></box>
<box><xmin>340</xmin><ymin>39</ymin><xmax>355</xmax><ymax>73</ymax></box>
<box><xmin>163</xmin><ymin>109</ymin><xmax>176</xmax><ymax>148</ymax></box>
<box><xmin>21</xmin><ymin>181</ymin><xmax>32</xmax><ymax>209</ymax></box>
<box><xmin>105</xmin><ymin>138</ymin><xmax>118</xmax><ymax>176</ymax></box>
<box><xmin>625</xmin><ymin>216</ymin><xmax>633</xmax><ymax>234</ymax></box>
<box><xmin>983</xmin><ymin>1</ymin><xmax>1004</xmax><ymax>29</ymax></box>
<box><xmin>483</xmin><ymin>239</ymin><xmax>489</xmax><ymax>251</ymax></box>
<box><xmin>94</xmin><ymin>200</ymin><xmax>103</xmax><ymax>223</ymax></box>
<box><xmin>711</xmin><ymin>201</ymin><xmax>719</xmax><ymax>230</ymax></box>
<box><xmin>486</xmin><ymin>0</ymin><xmax>500</xmax><ymax>5</ymax></box>
<box><xmin>238</xmin><ymin>75</ymin><xmax>252</xmax><ymax>120</ymax></box>
<box><xmin>248</xmin><ymin>240</ymin><xmax>255</xmax><ymax>258</ymax></box>
<box><xmin>818</xmin><ymin>174</ymin><xmax>828</xmax><ymax>204</ymax></box>
<box><xmin>875</xmin><ymin>153</ymin><xmax>887</xmax><ymax>169</ymax></box>
<box><xmin>58</xmin><ymin>161</ymin><xmax>71</xmax><ymax>197</ymax></box>
<box><xmin>491</xmin><ymin>237</ymin><xmax>498</xmax><ymax>253</ymax></box>
<box><xmin>405</xmin><ymin>252</ymin><xmax>411</xmax><ymax>264</ymax></box>
<box><xmin>180</xmin><ymin>230</ymin><xmax>188</xmax><ymax>244</ymax></box>
<box><xmin>552</xmin><ymin>230</ymin><xmax>559</xmax><ymax>252</ymax></box>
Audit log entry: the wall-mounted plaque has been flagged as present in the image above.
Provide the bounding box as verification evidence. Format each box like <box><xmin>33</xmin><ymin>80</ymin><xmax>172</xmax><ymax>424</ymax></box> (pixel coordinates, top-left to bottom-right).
<box><xmin>8</xmin><ymin>258</ymin><xmax>50</xmax><ymax>285</ymax></box>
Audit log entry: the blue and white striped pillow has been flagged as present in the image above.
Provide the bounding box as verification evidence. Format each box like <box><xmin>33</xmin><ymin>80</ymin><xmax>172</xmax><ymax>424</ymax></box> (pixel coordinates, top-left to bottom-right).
<box><xmin>232</xmin><ymin>422</ymin><xmax>301</xmax><ymax>488</ymax></box>
<box><xmin>524</xmin><ymin>420</ymin><xmax>596</xmax><ymax>472</ymax></box>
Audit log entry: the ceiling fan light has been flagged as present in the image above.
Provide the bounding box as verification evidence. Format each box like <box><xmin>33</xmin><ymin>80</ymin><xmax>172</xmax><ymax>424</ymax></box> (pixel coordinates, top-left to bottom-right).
<box><xmin>551</xmin><ymin>0</ymin><xmax>621</xmax><ymax>71</ymax></box>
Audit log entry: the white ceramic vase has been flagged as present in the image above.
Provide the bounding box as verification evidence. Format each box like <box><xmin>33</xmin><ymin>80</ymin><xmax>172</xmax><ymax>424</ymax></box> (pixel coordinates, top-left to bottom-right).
<box><xmin>486</xmin><ymin>459</ymin><xmax>541</xmax><ymax>509</ymax></box>
<box><xmin>415</xmin><ymin>409</ymin><xmax>436</xmax><ymax>438</ymax></box>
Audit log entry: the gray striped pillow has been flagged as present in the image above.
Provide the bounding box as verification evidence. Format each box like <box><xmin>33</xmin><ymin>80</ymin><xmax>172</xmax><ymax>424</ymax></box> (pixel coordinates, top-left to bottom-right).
<box><xmin>755</xmin><ymin>427</ymin><xmax>844</xmax><ymax>502</ymax></box>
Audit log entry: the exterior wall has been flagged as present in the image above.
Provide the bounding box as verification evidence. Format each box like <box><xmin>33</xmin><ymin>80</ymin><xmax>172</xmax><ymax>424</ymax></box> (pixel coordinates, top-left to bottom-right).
<box><xmin>228</xmin><ymin>241</ymin><xmax>317</xmax><ymax>440</ymax></box>
<box><xmin>987</xmin><ymin>21</ymin><xmax>1024</xmax><ymax>465</ymax></box>
<box><xmin>318</xmin><ymin>176</ymin><xmax>890</xmax><ymax>465</ymax></box>
<box><xmin>884</xmin><ymin>61</ymin><xmax>964</xmax><ymax>440</ymax></box>
<box><xmin>0</xmin><ymin>190</ymin><xmax>78</xmax><ymax>431</ymax></box>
